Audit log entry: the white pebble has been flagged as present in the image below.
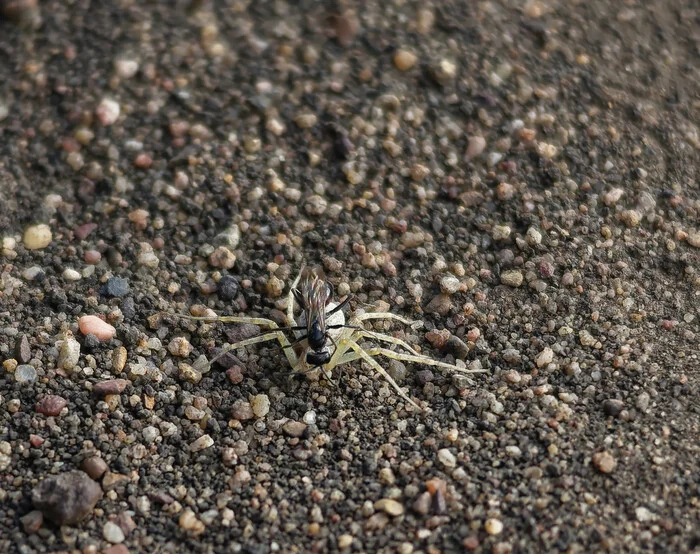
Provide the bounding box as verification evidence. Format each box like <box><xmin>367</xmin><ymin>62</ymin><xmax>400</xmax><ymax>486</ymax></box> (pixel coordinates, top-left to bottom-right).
<box><xmin>439</xmin><ymin>275</ymin><xmax>460</xmax><ymax>295</ymax></box>
<box><xmin>437</xmin><ymin>448</ymin><xmax>457</xmax><ymax>468</ymax></box>
<box><xmin>62</xmin><ymin>268</ymin><xmax>81</xmax><ymax>281</ymax></box>
<box><xmin>114</xmin><ymin>58</ymin><xmax>139</xmax><ymax>79</ymax></box>
<box><xmin>536</xmin><ymin>347</ymin><xmax>554</xmax><ymax>367</ymax></box>
<box><xmin>485</xmin><ymin>518</ymin><xmax>504</xmax><ymax>535</ymax></box>
<box><xmin>103</xmin><ymin>521</ymin><xmax>125</xmax><ymax>543</ymax></box>
<box><xmin>96</xmin><ymin>98</ymin><xmax>120</xmax><ymax>126</ymax></box>
<box><xmin>189</xmin><ymin>434</ymin><xmax>214</xmax><ymax>452</ymax></box>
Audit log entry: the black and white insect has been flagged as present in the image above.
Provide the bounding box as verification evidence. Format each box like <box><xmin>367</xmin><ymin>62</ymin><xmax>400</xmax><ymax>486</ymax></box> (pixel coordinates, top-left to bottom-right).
<box><xmin>173</xmin><ymin>266</ymin><xmax>485</xmax><ymax>409</ymax></box>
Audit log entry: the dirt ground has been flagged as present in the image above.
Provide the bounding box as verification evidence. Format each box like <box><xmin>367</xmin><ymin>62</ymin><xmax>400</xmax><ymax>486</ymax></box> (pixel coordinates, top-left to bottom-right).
<box><xmin>1</xmin><ymin>1</ymin><xmax>699</xmax><ymax>553</ymax></box>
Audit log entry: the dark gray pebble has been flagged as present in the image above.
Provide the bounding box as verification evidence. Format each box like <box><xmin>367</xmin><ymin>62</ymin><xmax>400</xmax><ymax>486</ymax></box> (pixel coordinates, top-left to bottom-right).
<box><xmin>101</xmin><ymin>276</ymin><xmax>130</xmax><ymax>297</ymax></box>
<box><xmin>31</xmin><ymin>470</ymin><xmax>103</xmax><ymax>525</ymax></box>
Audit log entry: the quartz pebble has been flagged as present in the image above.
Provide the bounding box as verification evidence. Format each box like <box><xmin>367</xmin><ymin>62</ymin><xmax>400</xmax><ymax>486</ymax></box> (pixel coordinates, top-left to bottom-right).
<box><xmin>15</xmin><ymin>364</ymin><xmax>37</xmax><ymax>384</ymax></box>
<box><xmin>374</xmin><ymin>498</ymin><xmax>405</xmax><ymax>516</ymax></box>
<box><xmin>23</xmin><ymin>224</ymin><xmax>52</xmax><ymax>250</ymax></box>
<box><xmin>96</xmin><ymin>98</ymin><xmax>120</xmax><ymax>125</ymax></box>
<box><xmin>58</xmin><ymin>332</ymin><xmax>81</xmax><ymax>370</ymax></box>
<box><xmin>78</xmin><ymin>315</ymin><xmax>116</xmax><ymax>341</ymax></box>
<box><xmin>437</xmin><ymin>448</ymin><xmax>457</xmax><ymax>468</ymax></box>
<box><xmin>189</xmin><ymin>435</ymin><xmax>214</xmax><ymax>452</ymax></box>
<box><xmin>484</xmin><ymin>518</ymin><xmax>504</xmax><ymax>535</ymax></box>
<box><xmin>103</xmin><ymin>521</ymin><xmax>125</xmax><ymax>543</ymax></box>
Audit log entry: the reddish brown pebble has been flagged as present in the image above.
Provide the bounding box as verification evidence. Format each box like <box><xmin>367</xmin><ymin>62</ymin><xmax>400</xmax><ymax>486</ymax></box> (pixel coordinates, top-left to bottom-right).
<box><xmin>82</xmin><ymin>456</ymin><xmax>108</xmax><ymax>480</ymax></box>
<box><xmin>29</xmin><ymin>434</ymin><xmax>45</xmax><ymax>447</ymax></box>
<box><xmin>78</xmin><ymin>315</ymin><xmax>116</xmax><ymax>341</ymax></box>
<box><xmin>425</xmin><ymin>478</ymin><xmax>447</xmax><ymax>495</ymax></box>
<box><xmin>20</xmin><ymin>510</ymin><xmax>44</xmax><ymax>534</ymax></box>
<box><xmin>425</xmin><ymin>329</ymin><xmax>451</xmax><ymax>349</ymax></box>
<box><xmin>539</xmin><ymin>261</ymin><xmax>555</xmax><ymax>278</ymax></box>
<box><xmin>134</xmin><ymin>153</ymin><xmax>152</xmax><ymax>168</ymax></box>
<box><xmin>84</xmin><ymin>250</ymin><xmax>101</xmax><ymax>264</ymax></box>
<box><xmin>36</xmin><ymin>395</ymin><xmax>67</xmax><ymax>416</ymax></box>
<box><xmin>103</xmin><ymin>545</ymin><xmax>130</xmax><ymax>554</ymax></box>
<box><xmin>661</xmin><ymin>320</ymin><xmax>677</xmax><ymax>330</ymax></box>
<box><xmin>74</xmin><ymin>222</ymin><xmax>98</xmax><ymax>240</ymax></box>
<box><xmin>227</xmin><ymin>366</ymin><xmax>244</xmax><ymax>384</ymax></box>
<box><xmin>93</xmin><ymin>379</ymin><xmax>129</xmax><ymax>396</ymax></box>
<box><xmin>463</xmin><ymin>536</ymin><xmax>480</xmax><ymax>550</ymax></box>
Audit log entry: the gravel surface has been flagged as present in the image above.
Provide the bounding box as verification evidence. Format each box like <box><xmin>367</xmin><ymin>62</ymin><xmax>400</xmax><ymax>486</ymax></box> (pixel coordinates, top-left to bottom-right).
<box><xmin>1</xmin><ymin>1</ymin><xmax>699</xmax><ymax>553</ymax></box>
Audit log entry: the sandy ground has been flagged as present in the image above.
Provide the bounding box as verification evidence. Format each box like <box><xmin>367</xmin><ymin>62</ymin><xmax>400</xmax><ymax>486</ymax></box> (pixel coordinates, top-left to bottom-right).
<box><xmin>1</xmin><ymin>1</ymin><xmax>699</xmax><ymax>553</ymax></box>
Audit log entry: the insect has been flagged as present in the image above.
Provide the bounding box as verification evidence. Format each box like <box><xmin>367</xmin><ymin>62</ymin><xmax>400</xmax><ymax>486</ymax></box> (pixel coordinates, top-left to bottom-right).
<box><xmin>172</xmin><ymin>266</ymin><xmax>486</xmax><ymax>409</ymax></box>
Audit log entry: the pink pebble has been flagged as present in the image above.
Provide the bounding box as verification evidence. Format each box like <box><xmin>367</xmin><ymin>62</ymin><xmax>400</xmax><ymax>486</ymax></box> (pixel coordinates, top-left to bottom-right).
<box><xmin>84</xmin><ymin>250</ymin><xmax>102</xmax><ymax>264</ymax></box>
<box><xmin>78</xmin><ymin>315</ymin><xmax>116</xmax><ymax>341</ymax></box>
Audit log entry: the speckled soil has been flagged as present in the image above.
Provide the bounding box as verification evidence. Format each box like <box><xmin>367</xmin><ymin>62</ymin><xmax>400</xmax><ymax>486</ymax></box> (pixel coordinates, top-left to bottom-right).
<box><xmin>0</xmin><ymin>1</ymin><xmax>699</xmax><ymax>553</ymax></box>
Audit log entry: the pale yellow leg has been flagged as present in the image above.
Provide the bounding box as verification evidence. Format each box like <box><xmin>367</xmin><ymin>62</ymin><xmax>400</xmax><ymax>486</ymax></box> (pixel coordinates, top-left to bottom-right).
<box><xmin>355</xmin><ymin>329</ymin><xmax>422</xmax><ymax>356</ymax></box>
<box><xmin>342</xmin><ymin>340</ymin><xmax>422</xmax><ymax>410</ymax></box>
<box><xmin>209</xmin><ymin>330</ymin><xmax>299</xmax><ymax>368</ymax></box>
<box><xmin>359</xmin><ymin>346</ymin><xmax>485</xmax><ymax>374</ymax></box>
<box><xmin>168</xmin><ymin>313</ymin><xmax>300</xmax><ymax>368</ymax></box>
<box><xmin>350</xmin><ymin>312</ymin><xmax>418</xmax><ymax>327</ymax></box>
<box><xmin>287</xmin><ymin>265</ymin><xmax>305</xmax><ymax>323</ymax></box>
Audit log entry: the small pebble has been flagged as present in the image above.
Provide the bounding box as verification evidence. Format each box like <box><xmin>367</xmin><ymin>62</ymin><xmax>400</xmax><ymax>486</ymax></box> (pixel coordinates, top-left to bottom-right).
<box><xmin>231</xmin><ymin>400</ymin><xmax>254</xmax><ymax>421</ymax></box>
<box><xmin>282</xmin><ymin>421</ymin><xmax>307</xmax><ymax>437</ymax></box>
<box><xmin>189</xmin><ymin>435</ymin><xmax>214</xmax><ymax>452</ymax></box>
<box><xmin>374</xmin><ymin>498</ymin><xmax>405</xmax><ymax>516</ymax></box>
<box><xmin>102</xmin><ymin>276</ymin><xmax>130</xmax><ymax>297</ymax></box>
<box><xmin>63</xmin><ymin>268</ymin><xmax>81</xmax><ymax>281</ymax></box>
<box><xmin>143</xmin><ymin>426</ymin><xmax>160</xmax><ymax>443</ymax></box>
<box><xmin>93</xmin><ymin>379</ymin><xmax>129</xmax><ymax>396</ymax></box>
<box><xmin>81</xmin><ymin>456</ymin><xmax>108</xmax><ymax>480</ymax></box>
<box><xmin>23</xmin><ymin>224</ymin><xmax>52</xmax><ymax>250</ymax></box>
<box><xmin>15</xmin><ymin>364</ymin><xmax>37</xmax><ymax>384</ymax></box>
<box><xmin>394</xmin><ymin>49</ymin><xmax>417</xmax><ymax>71</ymax></box>
<box><xmin>112</xmin><ymin>346</ymin><xmax>127</xmax><ymax>373</ymax></box>
<box><xmin>466</xmin><ymin>136</ymin><xmax>486</xmax><ymax>159</ymax></box>
<box><xmin>78</xmin><ymin>315</ymin><xmax>116</xmax><ymax>341</ymax></box>
<box><xmin>179</xmin><ymin>509</ymin><xmax>205</xmax><ymax>534</ymax></box>
<box><xmin>58</xmin><ymin>332</ymin><xmax>81</xmax><ymax>370</ymax></box>
<box><xmin>592</xmin><ymin>451</ymin><xmax>617</xmax><ymax>474</ymax></box>
<box><xmin>602</xmin><ymin>399</ymin><xmax>624</xmax><ymax>417</ymax></box>
<box><xmin>103</xmin><ymin>521</ymin><xmax>125</xmax><ymax>543</ymax></box>
<box><xmin>437</xmin><ymin>448</ymin><xmax>457</xmax><ymax>468</ymax></box>
<box><xmin>217</xmin><ymin>275</ymin><xmax>239</xmax><ymax>300</ymax></box>
<box><xmin>535</xmin><ymin>347</ymin><xmax>554</xmax><ymax>367</ymax></box>
<box><xmin>20</xmin><ymin>510</ymin><xmax>43</xmax><ymax>534</ymax></box>
<box><xmin>36</xmin><ymin>395</ymin><xmax>67</xmax><ymax>416</ymax></box>
<box><xmin>96</xmin><ymin>98</ymin><xmax>120</xmax><ymax>126</ymax></box>
<box><xmin>251</xmin><ymin>394</ymin><xmax>270</xmax><ymax>418</ymax></box>
<box><xmin>31</xmin><ymin>471</ymin><xmax>103</xmax><ymax>525</ymax></box>
<box><xmin>412</xmin><ymin>492</ymin><xmax>432</xmax><ymax>515</ymax></box>
<box><xmin>484</xmin><ymin>518</ymin><xmax>504</xmax><ymax>535</ymax></box>
<box><xmin>439</xmin><ymin>275</ymin><xmax>460</xmax><ymax>295</ymax></box>
<box><xmin>500</xmin><ymin>270</ymin><xmax>523</xmax><ymax>287</ymax></box>
<box><xmin>114</xmin><ymin>58</ymin><xmax>139</xmax><ymax>79</ymax></box>
<box><xmin>168</xmin><ymin>337</ymin><xmax>192</xmax><ymax>357</ymax></box>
